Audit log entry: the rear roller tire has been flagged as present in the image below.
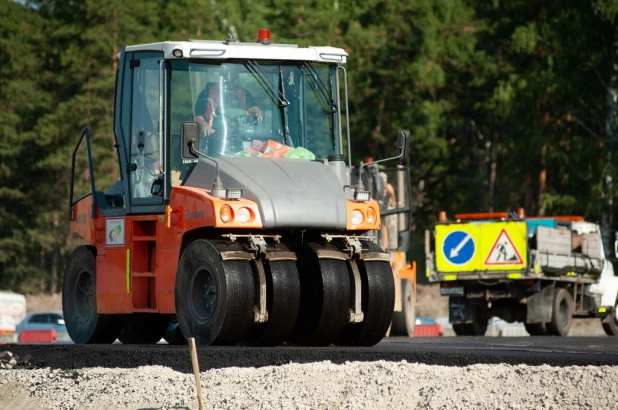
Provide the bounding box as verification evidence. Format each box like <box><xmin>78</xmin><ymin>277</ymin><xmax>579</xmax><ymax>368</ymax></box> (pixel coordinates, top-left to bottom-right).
<box><xmin>118</xmin><ymin>314</ymin><xmax>169</xmax><ymax>344</ymax></box>
<box><xmin>391</xmin><ymin>279</ymin><xmax>416</xmax><ymax>337</ymax></box>
<box><xmin>243</xmin><ymin>257</ymin><xmax>300</xmax><ymax>347</ymax></box>
<box><xmin>290</xmin><ymin>244</ymin><xmax>350</xmax><ymax>346</ymax></box>
<box><xmin>546</xmin><ymin>287</ymin><xmax>573</xmax><ymax>336</ymax></box>
<box><xmin>62</xmin><ymin>246</ymin><xmax>123</xmax><ymax>344</ymax></box>
<box><xmin>336</xmin><ymin>258</ymin><xmax>395</xmax><ymax>346</ymax></box>
<box><xmin>164</xmin><ymin>315</ymin><xmax>187</xmax><ymax>345</ymax></box>
<box><xmin>175</xmin><ymin>240</ymin><xmax>255</xmax><ymax>346</ymax></box>
<box><xmin>524</xmin><ymin>322</ymin><xmax>549</xmax><ymax>336</ymax></box>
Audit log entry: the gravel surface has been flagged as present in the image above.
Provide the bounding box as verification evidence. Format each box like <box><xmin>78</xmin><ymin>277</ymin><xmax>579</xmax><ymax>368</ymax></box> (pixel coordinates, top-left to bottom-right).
<box><xmin>0</xmin><ymin>360</ymin><xmax>616</xmax><ymax>410</ymax></box>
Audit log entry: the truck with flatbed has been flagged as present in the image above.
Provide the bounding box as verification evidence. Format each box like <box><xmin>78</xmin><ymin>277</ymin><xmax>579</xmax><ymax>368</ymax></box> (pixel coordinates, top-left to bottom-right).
<box><xmin>425</xmin><ymin>210</ymin><xmax>618</xmax><ymax>336</ymax></box>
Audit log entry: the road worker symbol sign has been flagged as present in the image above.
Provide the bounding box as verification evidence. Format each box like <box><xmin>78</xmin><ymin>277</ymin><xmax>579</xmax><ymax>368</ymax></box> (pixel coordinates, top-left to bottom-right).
<box><xmin>485</xmin><ymin>229</ymin><xmax>523</xmax><ymax>265</ymax></box>
<box><xmin>442</xmin><ymin>230</ymin><xmax>476</xmax><ymax>266</ymax></box>
<box><xmin>435</xmin><ymin>221</ymin><xmax>527</xmax><ymax>272</ymax></box>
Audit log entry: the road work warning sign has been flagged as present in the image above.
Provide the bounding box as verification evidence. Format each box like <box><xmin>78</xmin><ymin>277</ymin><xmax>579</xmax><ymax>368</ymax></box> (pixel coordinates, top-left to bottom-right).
<box><xmin>435</xmin><ymin>221</ymin><xmax>527</xmax><ymax>272</ymax></box>
<box><xmin>485</xmin><ymin>229</ymin><xmax>523</xmax><ymax>265</ymax></box>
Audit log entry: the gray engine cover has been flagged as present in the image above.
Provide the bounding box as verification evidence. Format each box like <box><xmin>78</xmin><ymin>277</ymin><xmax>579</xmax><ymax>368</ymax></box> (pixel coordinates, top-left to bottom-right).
<box><xmin>184</xmin><ymin>157</ymin><xmax>348</xmax><ymax>229</ymax></box>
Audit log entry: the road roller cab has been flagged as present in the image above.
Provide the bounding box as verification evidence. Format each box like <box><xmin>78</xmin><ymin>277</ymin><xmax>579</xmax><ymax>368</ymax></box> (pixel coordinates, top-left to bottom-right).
<box><xmin>64</xmin><ymin>30</ymin><xmax>410</xmax><ymax>347</ymax></box>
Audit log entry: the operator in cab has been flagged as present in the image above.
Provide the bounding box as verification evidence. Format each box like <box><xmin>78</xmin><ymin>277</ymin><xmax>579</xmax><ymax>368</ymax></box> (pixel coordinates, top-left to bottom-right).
<box><xmin>194</xmin><ymin>66</ymin><xmax>263</xmax><ymax>138</ymax></box>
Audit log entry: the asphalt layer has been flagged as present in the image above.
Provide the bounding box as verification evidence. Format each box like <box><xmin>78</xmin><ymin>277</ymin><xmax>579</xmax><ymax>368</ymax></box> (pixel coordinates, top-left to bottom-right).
<box><xmin>4</xmin><ymin>337</ymin><xmax>618</xmax><ymax>373</ymax></box>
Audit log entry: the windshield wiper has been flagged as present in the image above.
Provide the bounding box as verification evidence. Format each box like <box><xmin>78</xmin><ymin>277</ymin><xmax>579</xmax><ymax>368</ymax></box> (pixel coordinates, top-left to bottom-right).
<box><xmin>244</xmin><ymin>60</ymin><xmax>289</xmax><ymax>107</ymax></box>
<box><xmin>302</xmin><ymin>62</ymin><xmax>338</xmax><ymax>114</ymax></box>
<box><xmin>244</xmin><ymin>60</ymin><xmax>290</xmax><ymax>144</ymax></box>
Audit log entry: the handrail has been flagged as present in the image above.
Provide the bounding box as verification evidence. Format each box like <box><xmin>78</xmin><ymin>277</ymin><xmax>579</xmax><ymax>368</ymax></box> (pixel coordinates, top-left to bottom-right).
<box><xmin>68</xmin><ymin>127</ymin><xmax>97</xmax><ymax>221</ymax></box>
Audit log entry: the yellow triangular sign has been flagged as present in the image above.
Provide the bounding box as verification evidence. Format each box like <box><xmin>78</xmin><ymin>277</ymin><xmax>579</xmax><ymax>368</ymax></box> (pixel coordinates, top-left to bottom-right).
<box><xmin>485</xmin><ymin>229</ymin><xmax>523</xmax><ymax>265</ymax></box>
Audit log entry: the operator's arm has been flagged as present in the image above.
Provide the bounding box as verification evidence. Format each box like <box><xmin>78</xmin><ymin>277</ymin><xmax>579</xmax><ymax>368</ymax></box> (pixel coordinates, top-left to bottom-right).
<box><xmin>194</xmin><ymin>88</ymin><xmax>215</xmax><ymax>135</ymax></box>
<box><xmin>244</xmin><ymin>90</ymin><xmax>263</xmax><ymax>123</ymax></box>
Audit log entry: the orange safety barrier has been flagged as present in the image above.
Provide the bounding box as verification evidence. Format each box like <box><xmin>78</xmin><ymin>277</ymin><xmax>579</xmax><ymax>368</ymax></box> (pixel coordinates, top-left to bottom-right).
<box><xmin>18</xmin><ymin>329</ymin><xmax>56</xmax><ymax>343</ymax></box>
<box><xmin>413</xmin><ymin>324</ymin><xmax>444</xmax><ymax>337</ymax></box>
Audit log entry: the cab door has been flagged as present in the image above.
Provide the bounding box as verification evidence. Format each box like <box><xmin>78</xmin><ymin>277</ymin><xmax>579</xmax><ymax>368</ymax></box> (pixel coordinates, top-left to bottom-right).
<box><xmin>117</xmin><ymin>50</ymin><xmax>167</xmax><ymax>214</ymax></box>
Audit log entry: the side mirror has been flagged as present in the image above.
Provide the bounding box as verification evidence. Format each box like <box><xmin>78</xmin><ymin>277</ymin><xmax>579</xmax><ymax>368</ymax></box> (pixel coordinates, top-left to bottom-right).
<box><xmin>150</xmin><ymin>176</ymin><xmax>164</xmax><ymax>196</ymax></box>
<box><xmin>396</xmin><ymin>129</ymin><xmax>410</xmax><ymax>166</ymax></box>
<box><xmin>181</xmin><ymin>121</ymin><xmax>200</xmax><ymax>159</ymax></box>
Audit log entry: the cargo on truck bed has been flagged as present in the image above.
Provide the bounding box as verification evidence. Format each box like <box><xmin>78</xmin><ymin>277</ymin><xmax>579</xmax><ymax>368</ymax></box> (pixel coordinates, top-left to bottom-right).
<box><xmin>426</xmin><ymin>211</ymin><xmax>618</xmax><ymax>336</ymax></box>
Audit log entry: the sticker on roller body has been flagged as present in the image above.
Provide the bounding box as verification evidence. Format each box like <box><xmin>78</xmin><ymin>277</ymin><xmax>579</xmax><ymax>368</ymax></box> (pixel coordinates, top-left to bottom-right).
<box><xmin>442</xmin><ymin>230</ymin><xmax>476</xmax><ymax>266</ymax></box>
<box><xmin>485</xmin><ymin>229</ymin><xmax>522</xmax><ymax>265</ymax></box>
<box><xmin>106</xmin><ymin>218</ymin><xmax>125</xmax><ymax>246</ymax></box>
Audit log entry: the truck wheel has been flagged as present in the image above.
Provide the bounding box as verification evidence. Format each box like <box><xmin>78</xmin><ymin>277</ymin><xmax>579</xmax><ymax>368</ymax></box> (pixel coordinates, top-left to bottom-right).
<box><xmin>452</xmin><ymin>323</ymin><xmax>467</xmax><ymax>336</ymax></box>
<box><xmin>242</xmin><ymin>258</ymin><xmax>300</xmax><ymax>346</ymax></box>
<box><xmin>524</xmin><ymin>322</ymin><xmax>549</xmax><ymax>336</ymax></box>
<box><xmin>390</xmin><ymin>280</ymin><xmax>416</xmax><ymax>337</ymax></box>
<box><xmin>290</xmin><ymin>244</ymin><xmax>350</xmax><ymax>346</ymax></box>
<box><xmin>62</xmin><ymin>246</ymin><xmax>123</xmax><ymax>344</ymax></box>
<box><xmin>464</xmin><ymin>305</ymin><xmax>488</xmax><ymax>336</ymax></box>
<box><xmin>547</xmin><ymin>287</ymin><xmax>573</xmax><ymax>336</ymax></box>
<box><xmin>175</xmin><ymin>240</ymin><xmax>255</xmax><ymax>346</ymax></box>
<box><xmin>602</xmin><ymin>300</ymin><xmax>618</xmax><ymax>336</ymax></box>
<box><xmin>118</xmin><ymin>314</ymin><xmax>168</xmax><ymax>344</ymax></box>
<box><xmin>163</xmin><ymin>315</ymin><xmax>187</xmax><ymax>345</ymax></box>
<box><xmin>335</xmin><ymin>259</ymin><xmax>395</xmax><ymax>346</ymax></box>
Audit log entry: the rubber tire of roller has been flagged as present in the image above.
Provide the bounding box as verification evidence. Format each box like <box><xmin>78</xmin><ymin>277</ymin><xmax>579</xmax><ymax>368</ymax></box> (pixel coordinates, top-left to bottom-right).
<box><xmin>391</xmin><ymin>279</ymin><xmax>416</xmax><ymax>337</ymax></box>
<box><xmin>62</xmin><ymin>246</ymin><xmax>123</xmax><ymax>344</ymax></box>
<box><xmin>163</xmin><ymin>315</ymin><xmax>187</xmax><ymax>345</ymax></box>
<box><xmin>174</xmin><ymin>240</ymin><xmax>254</xmax><ymax>346</ymax></box>
<box><xmin>242</xmin><ymin>259</ymin><xmax>300</xmax><ymax>347</ymax></box>
<box><xmin>290</xmin><ymin>253</ymin><xmax>350</xmax><ymax>347</ymax></box>
<box><xmin>335</xmin><ymin>259</ymin><xmax>395</xmax><ymax>346</ymax></box>
<box><xmin>118</xmin><ymin>313</ymin><xmax>169</xmax><ymax>344</ymax></box>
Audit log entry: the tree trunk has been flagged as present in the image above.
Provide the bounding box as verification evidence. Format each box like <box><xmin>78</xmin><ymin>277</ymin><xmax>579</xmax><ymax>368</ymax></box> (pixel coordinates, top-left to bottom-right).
<box><xmin>602</xmin><ymin>29</ymin><xmax>618</xmax><ymax>260</ymax></box>
<box><xmin>50</xmin><ymin>212</ymin><xmax>59</xmax><ymax>294</ymax></box>
<box><xmin>538</xmin><ymin>144</ymin><xmax>547</xmax><ymax>216</ymax></box>
<box><xmin>488</xmin><ymin>138</ymin><xmax>498</xmax><ymax>213</ymax></box>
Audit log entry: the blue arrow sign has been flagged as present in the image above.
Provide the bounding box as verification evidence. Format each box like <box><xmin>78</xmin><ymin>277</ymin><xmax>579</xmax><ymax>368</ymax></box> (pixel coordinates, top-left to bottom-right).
<box><xmin>443</xmin><ymin>230</ymin><xmax>476</xmax><ymax>265</ymax></box>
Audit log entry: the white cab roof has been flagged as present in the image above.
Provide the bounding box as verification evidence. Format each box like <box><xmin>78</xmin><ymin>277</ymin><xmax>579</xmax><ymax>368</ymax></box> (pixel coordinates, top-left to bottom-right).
<box><xmin>125</xmin><ymin>40</ymin><xmax>347</xmax><ymax>64</ymax></box>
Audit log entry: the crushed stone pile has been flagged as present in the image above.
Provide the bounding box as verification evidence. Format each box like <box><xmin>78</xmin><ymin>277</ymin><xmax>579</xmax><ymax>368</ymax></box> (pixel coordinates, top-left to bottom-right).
<box><xmin>0</xmin><ymin>359</ymin><xmax>616</xmax><ymax>410</ymax></box>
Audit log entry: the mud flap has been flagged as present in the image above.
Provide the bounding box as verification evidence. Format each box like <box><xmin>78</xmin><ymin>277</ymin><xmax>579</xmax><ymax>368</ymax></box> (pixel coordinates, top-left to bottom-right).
<box><xmin>526</xmin><ymin>282</ymin><xmax>555</xmax><ymax>323</ymax></box>
<box><xmin>449</xmin><ymin>296</ymin><xmax>471</xmax><ymax>324</ymax></box>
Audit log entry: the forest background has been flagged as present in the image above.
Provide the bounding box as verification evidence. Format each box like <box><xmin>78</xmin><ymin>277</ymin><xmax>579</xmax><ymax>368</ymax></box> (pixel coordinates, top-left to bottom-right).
<box><xmin>2</xmin><ymin>0</ymin><xmax>618</xmax><ymax>293</ymax></box>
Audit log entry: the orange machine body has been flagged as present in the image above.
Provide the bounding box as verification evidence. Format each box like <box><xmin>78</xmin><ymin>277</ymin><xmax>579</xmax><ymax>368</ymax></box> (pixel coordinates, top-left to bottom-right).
<box><xmin>70</xmin><ymin>187</ymin><xmax>381</xmax><ymax>315</ymax></box>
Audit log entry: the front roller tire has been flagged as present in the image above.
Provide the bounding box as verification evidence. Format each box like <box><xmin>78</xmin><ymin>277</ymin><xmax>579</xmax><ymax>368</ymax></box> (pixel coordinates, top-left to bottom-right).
<box><xmin>243</xmin><ymin>258</ymin><xmax>301</xmax><ymax>347</ymax></box>
<box><xmin>290</xmin><ymin>244</ymin><xmax>351</xmax><ymax>346</ymax></box>
<box><xmin>62</xmin><ymin>246</ymin><xmax>123</xmax><ymax>344</ymax></box>
<box><xmin>175</xmin><ymin>240</ymin><xmax>255</xmax><ymax>346</ymax></box>
<box><xmin>336</xmin><ymin>259</ymin><xmax>395</xmax><ymax>346</ymax></box>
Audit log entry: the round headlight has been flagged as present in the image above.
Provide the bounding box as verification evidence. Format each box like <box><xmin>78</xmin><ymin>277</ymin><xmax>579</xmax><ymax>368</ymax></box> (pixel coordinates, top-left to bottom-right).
<box><xmin>172</xmin><ymin>48</ymin><xmax>183</xmax><ymax>58</ymax></box>
<box><xmin>366</xmin><ymin>207</ymin><xmax>377</xmax><ymax>225</ymax></box>
<box><xmin>220</xmin><ymin>205</ymin><xmax>232</xmax><ymax>223</ymax></box>
<box><xmin>351</xmin><ymin>209</ymin><xmax>364</xmax><ymax>225</ymax></box>
<box><xmin>236</xmin><ymin>207</ymin><xmax>251</xmax><ymax>223</ymax></box>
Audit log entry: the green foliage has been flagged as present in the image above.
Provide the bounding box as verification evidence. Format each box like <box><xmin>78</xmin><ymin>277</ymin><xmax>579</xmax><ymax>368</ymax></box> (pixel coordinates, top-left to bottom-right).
<box><xmin>1</xmin><ymin>0</ymin><xmax>618</xmax><ymax>291</ymax></box>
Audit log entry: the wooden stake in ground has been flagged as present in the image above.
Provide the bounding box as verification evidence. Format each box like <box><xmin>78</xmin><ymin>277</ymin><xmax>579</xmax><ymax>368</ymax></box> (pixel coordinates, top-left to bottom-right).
<box><xmin>188</xmin><ymin>337</ymin><xmax>205</xmax><ymax>410</ymax></box>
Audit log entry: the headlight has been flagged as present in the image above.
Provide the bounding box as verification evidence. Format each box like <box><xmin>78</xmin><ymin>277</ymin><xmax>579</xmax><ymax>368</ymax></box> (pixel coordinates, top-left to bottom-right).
<box><xmin>351</xmin><ymin>210</ymin><xmax>364</xmax><ymax>225</ymax></box>
<box><xmin>220</xmin><ymin>205</ymin><xmax>232</xmax><ymax>223</ymax></box>
<box><xmin>366</xmin><ymin>207</ymin><xmax>377</xmax><ymax>225</ymax></box>
<box><xmin>236</xmin><ymin>207</ymin><xmax>251</xmax><ymax>223</ymax></box>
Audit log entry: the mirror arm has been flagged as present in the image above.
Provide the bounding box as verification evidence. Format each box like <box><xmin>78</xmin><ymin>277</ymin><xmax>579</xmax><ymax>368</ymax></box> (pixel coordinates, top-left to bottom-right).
<box><xmin>189</xmin><ymin>141</ymin><xmax>225</xmax><ymax>194</ymax></box>
<box><xmin>354</xmin><ymin>151</ymin><xmax>404</xmax><ymax>193</ymax></box>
